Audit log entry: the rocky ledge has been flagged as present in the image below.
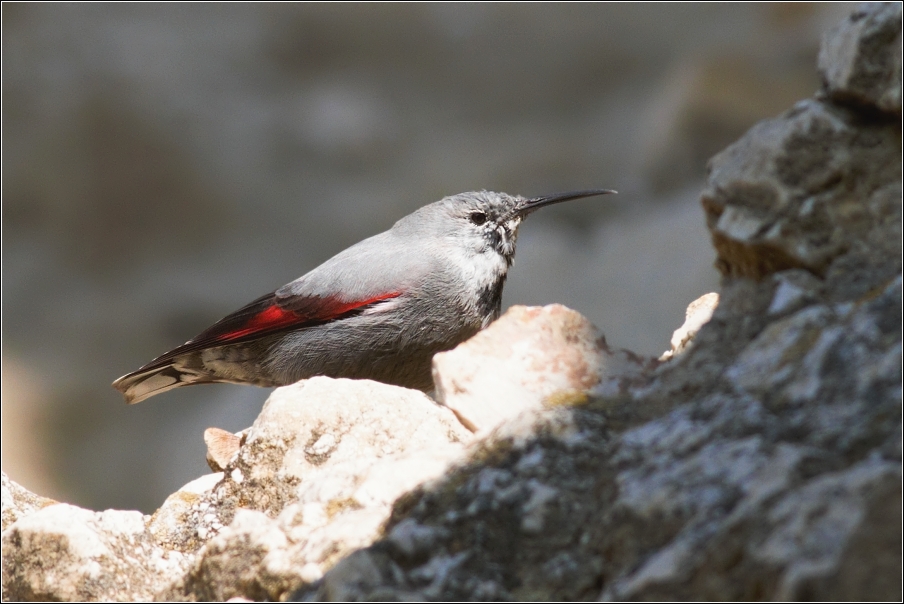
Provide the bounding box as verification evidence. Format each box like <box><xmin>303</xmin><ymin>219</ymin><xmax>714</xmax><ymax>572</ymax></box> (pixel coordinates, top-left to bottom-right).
<box><xmin>3</xmin><ymin>4</ymin><xmax>901</xmax><ymax>601</ymax></box>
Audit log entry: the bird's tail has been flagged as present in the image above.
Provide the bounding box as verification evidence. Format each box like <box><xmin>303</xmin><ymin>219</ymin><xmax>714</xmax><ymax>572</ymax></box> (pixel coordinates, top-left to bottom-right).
<box><xmin>112</xmin><ymin>363</ymin><xmax>211</xmax><ymax>404</ymax></box>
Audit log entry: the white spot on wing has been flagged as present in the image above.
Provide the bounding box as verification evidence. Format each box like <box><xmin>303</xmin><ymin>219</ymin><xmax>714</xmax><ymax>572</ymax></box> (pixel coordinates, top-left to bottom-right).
<box><xmin>361</xmin><ymin>296</ymin><xmax>404</xmax><ymax>315</ymax></box>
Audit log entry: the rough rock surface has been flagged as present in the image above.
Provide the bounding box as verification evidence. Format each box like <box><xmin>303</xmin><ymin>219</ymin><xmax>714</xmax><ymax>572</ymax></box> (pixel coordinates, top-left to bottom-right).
<box><xmin>147</xmin><ymin>472</ymin><xmax>224</xmax><ymax>554</ymax></box>
<box><xmin>2</xmin><ymin>379</ymin><xmax>474</xmax><ymax>602</ymax></box>
<box><xmin>162</xmin><ymin>377</ymin><xmax>473</xmax><ymax>601</ymax></box>
<box><xmin>660</xmin><ymin>292</ymin><xmax>720</xmax><ymax>360</ymax></box>
<box><xmin>433</xmin><ymin>304</ymin><xmax>652</xmax><ymax>433</ymax></box>
<box><xmin>1</xmin><ymin>5</ymin><xmax>900</xmax><ymax>602</ymax></box>
<box><xmin>1</xmin><ymin>471</ymin><xmax>56</xmax><ymax>532</ymax></box>
<box><xmin>818</xmin><ymin>2</ymin><xmax>902</xmax><ymax>114</ymax></box>
<box><xmin>2</xmin><ymin>502</ymin><xmax>189</xmax><ymax>601</ymax></box>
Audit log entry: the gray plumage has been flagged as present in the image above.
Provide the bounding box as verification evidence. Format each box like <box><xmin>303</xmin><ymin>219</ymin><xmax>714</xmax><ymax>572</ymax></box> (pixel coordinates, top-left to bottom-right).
<box><xmin>113</xmin><ymin>189</ymin><xmax>615</xmax><ymax>404</ymax></box>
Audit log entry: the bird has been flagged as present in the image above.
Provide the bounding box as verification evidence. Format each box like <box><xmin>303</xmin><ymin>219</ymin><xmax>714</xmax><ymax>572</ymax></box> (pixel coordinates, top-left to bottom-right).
<box><xmin>113</xmin><ymin>189</ymin><xmax>616</xmax><ymax>403</ymax></box>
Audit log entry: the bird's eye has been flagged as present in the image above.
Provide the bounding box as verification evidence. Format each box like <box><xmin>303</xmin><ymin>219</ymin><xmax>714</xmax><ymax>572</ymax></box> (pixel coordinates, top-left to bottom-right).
<box><xmin>469</xmin><ymin>211</ymin><xmax>487</xmax><ymax>225</ymax></box>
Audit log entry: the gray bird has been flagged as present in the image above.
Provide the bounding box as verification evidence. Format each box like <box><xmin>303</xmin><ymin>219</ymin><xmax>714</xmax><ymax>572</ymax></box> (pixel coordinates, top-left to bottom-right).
<box><xmin>113</xmin><ymin>189</ymin><xmax>615</xmax><ymax>403</ymax></box>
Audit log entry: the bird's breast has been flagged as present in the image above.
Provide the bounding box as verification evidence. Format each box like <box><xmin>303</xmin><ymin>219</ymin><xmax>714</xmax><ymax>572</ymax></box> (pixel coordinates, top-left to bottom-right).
<box><xmin>442</xmin><ymin>249</ymin><xmax>509</xmax><ymax>326</ymax></box>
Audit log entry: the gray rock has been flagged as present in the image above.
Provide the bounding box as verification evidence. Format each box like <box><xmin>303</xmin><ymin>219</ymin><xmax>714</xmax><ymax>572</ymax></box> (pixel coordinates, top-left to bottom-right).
<box><xmin>702</xmin><ymin>96</ymin><xmax>899</xmax><ymax>284</ymax></box>
<box><xmin>818</xmin><ymin>2</ymin><xmax>902</xmax><ymax>114</ymax></box>
<box><xmin>301</xmin><ymin>250</ymin><xmax>900</xmax><ymax>601</ymax></box>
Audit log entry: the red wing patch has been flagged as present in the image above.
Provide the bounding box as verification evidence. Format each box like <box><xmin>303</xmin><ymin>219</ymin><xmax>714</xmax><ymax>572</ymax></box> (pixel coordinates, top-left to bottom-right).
<box><xmin>129</xmin><ymin>291</ymin><xmax>401</xmax><ymax>375</ymax></box>
<box><xmin>215</xmin><ymin>304</ymin><xmax>300</xmax><ymax>341</ymax></box>
<box><xmin>212</xmin><ymin>292</ymin><xmax>401</xmax><ymax>343</ymax></box>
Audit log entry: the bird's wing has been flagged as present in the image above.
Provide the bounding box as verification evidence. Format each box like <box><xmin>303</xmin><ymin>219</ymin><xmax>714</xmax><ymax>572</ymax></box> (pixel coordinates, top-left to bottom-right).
<box><xmin>126</xmin><ymin>229</ymin><xmax>429</xmax><ymax>377</ymax></box>
<box><xmin>129</xmin><ymin>288</ymin><xmax>401</xmax><ymax>374</ymax></box>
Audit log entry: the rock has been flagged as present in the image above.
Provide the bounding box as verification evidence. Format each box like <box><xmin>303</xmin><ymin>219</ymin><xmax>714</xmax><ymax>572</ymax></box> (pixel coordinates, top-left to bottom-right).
<box><xmin>751</xmin><ymin>456</ymin><xmax>901</xmax><ymax>600</ymax></box>
<box><xmin>3</xmin><ymin>377</ymin><xmax>475</xmax><ymax>602</ymax></box>
<box><xmin>433</xmin><ymin>304</ymin><xmax>653</xmax><ymax>433</ymax></box>
<box><xmin>161</xmin><ymin>377</ymin><xmax>473</xmax><ymax>600</ymax></box>
<box><xmin>701</xmin><ymin>97</ymin><xmax>899</xmax><ymax>284</ymax></box>
<box><xmin>204</xmin><ymin>428</ymin><xmax>242</xmax><ymax>472</ymax></box>
<box><xmin>766</xmin><ymin>268</ymin><xmax>824</xmax><ymax>316</ymax></box>
<box><xmin>660</xmin><ymin>292</ymin><xmax>719</xmax><ymax>360</ymax></box>
<box><xmin>818</xmin><ymin>2</ymin><xmax>902</xmax><ymax>114</ymax></box>
<box><xmin>176</xmin><ymin>509</ymin><xmax>297</xmax><ymax>602</ymax></box>
<box><xmin>1</xmin><ymin>471</ymin><xmax>56</xmax><ymax>532</ymax></box>
<box><xmin>148</xmin><ymin>472</ymin><xmax>224</xmax><ymax>553</ymax></box>
<box><xmin>301</xmin><ymin>265</ymin><xmax>901</xmax><ymax>602</ymax></box>
<box><xmin>206</xmin><ymin>377</ymin><xmax>472</xmax><ymax>523</ymax></box>
<box><xmin>1</xmin><ymin>503</ymin><xmax>188</xmax><ymax>601</ymax></box>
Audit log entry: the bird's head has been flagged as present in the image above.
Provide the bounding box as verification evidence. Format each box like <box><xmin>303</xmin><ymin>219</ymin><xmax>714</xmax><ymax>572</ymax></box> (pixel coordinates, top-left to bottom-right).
<box><xmin>401</xmin><ymin>189</ymin><xmax>616</xmax><ymax>265</ymax></box>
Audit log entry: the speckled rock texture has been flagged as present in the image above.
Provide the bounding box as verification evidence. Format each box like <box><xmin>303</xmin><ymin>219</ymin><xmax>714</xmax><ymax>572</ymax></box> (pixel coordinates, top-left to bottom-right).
<box><xmin>162</xmin><ymin>377</ymin><xmax>474</xmax><ymax>601</ymax></box>
<box><xmin>2</xmin><ymin>379</ymin><xmax>476</xmax><ymax>602</ymax></box>
<box><xmin>2</xmin><ymin>499</ymin><xmax>190</xmax><ymax>601</ymax></box>
<box><xmin>1</xmin><ymin>5</ymin><xmax>900</xmax><ymax>602</ymax></box>
<box><xmin>1</xmin><ymin>472</ymin><xmax>56</xmax><ymax>532</ymax></box>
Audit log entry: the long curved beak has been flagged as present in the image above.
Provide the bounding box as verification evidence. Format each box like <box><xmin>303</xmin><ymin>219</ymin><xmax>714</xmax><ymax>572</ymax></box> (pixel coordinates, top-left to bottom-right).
<box><xmin>513</xmin><ymin>188</ymin><xmax>617</xmax><ymax>218</ymax></box>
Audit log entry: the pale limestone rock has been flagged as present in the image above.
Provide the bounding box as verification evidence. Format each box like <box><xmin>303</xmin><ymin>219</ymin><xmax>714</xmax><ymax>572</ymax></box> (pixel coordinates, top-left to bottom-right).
<box><xmin>177</xmin><ymin>509</ymin><xmax>296</xmax><ymax>602</ymax></box>
<box><xmin>433</xmin><ymin>304</ymin><xmax>650</xmax><ymax>433</ymax></box>
<box><xmin>661</xmin><ymin>292</ymin><xmax>719</xmax><ymax>360</ymax></box>
<box><xmin>2</xmin><ymin>503</ymin><xmax>188</xmax><ymax>601</ymax></box>
<box><xmin>148</xmin><ymin>472</ymin><xmax>223</xmax><ymax>552</ymax></box>
<box><xmin>204</xmin><ymin>427</ymin><xmax>242</xmax><ymax>472</ymax></box>
<box><xmin>3</xmin><ymin>377</ymin><xmax>476</xmax><ymax>602</ymax></box>
<box><xmin>1</xmin><ymin>471</ymin><xmax>56</xmax><ymax>532</ymax></box>
<box><xmin>212</xmin><ymin>377</ymin><xmax>473</xmax><ymax>517</ymax></box>
<box><xmin>162</xmin><ymin>377</ymin><xmax>473</xmax><ymax>599</ymax></box>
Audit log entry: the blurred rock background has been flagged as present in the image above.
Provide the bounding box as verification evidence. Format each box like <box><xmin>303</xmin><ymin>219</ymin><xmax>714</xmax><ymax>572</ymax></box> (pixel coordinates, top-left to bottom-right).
<box><xmin>1</xmin><ymin>3</ymin><xmax>856</xmax><ymax>513</ymax></box>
